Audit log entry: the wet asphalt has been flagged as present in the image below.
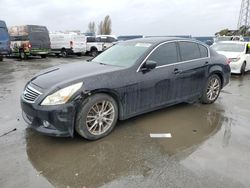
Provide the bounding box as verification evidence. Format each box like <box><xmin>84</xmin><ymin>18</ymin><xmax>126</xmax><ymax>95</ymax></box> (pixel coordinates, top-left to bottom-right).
<box><xmin>0</xmin><ymin>56</ymin><xmax>250</xmax><ymax>188</ymax></box>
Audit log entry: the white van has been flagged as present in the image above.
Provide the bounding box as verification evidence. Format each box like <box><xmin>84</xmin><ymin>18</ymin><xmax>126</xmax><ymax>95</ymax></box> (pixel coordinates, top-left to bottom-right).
<box><xmin>50</xmin><ymin>32</ymin><xmax>86</xmax><ymax>57</ymax></box>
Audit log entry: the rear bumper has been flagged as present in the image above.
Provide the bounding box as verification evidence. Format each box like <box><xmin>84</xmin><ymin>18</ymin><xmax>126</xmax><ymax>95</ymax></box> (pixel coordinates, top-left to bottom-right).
<box><xmin>11</xmin><ymin>49</ymin><xmax>50</xmax><ymax>56</ymax></box>
<box><xmin>21</xmin><ymin>99</ymin><xmax>77</xmax><ymax>137</ymax></box>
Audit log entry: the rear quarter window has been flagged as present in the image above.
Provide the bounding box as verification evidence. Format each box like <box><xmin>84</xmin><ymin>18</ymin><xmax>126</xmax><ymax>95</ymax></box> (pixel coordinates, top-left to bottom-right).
<box><xmin>179</xmin><ymin>41</ymin><xmax>200</xmax><ymax>61</ymax></box>
<box><xmin>198</xmin><ymin>44</ymin><xmax>208</xmax><ymax>57</ymax></box>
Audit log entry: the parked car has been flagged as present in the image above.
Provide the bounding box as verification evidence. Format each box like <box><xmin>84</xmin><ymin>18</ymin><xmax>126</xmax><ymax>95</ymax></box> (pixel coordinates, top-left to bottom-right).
<box><xmin>214</xmin><ymin>36</ymin><xmax>244</xmax><ymax>43</ymax></box>
<box><xmin>9</xmin><ymin>25</ymin><xmax>50</xmax><ymax>59</ymax></box>
<box><xmin>211</xmin><ymin>41</ymin><xmax>250</xmax><ymax>74</ymax></box>
<box><xmin>86</xmin><ymin>35</ymin><xmax>117</xmax><ymax>57</ymax></box>
<box><xmin>50</xmin><ymin>32</ymin><xmax>86</xmax><ymax>57</ymax></box>
<box><xmin>0</xmin><ymin>20</ymin><xmax>11</xmax><ymax>61</ymax></box>
<box><xmin>117</xmin><ymin>35</ymin><xmax>143</xmax><ymax>41</ymax></box>
<box><xmin>193</xmin><ymin>36</ymin><xmax>214</xmax><ymax>46</ymax></box>
<box><xmin>21</xmin><ymin>37</ymin><xmax>230</xmax><ymax>140</ymax></box>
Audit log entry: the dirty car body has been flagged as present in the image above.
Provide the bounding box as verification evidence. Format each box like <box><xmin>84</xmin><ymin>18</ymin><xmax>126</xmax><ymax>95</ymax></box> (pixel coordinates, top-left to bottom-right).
<box><xmin>21</xmin><ymin>37</ymin><xmax>230</xmax><ymax>137</ymax></box>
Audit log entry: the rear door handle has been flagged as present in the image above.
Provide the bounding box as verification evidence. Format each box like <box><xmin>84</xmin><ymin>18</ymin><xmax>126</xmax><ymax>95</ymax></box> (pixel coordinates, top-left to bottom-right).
<box><xmin>174</xmin><ymin>68</ymin><xmax>181</xmax><ymax>74</ymax></box>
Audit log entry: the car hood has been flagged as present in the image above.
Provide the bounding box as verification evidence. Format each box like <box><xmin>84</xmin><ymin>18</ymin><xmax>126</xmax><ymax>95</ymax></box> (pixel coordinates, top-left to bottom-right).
<box><xmin>30</xmin><ymin>61</ymin><xmax>124</xmax><ymax>90</ymax></box>
<box><xmin>216</xmin><ymin>51</ymin><xmax>243</xmax><ymax>59</ymax></box>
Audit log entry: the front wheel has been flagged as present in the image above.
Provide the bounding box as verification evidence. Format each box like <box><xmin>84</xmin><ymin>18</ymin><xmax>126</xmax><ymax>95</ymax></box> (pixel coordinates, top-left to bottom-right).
<box><xmin>201</xmin><ymin>74</ymin><xmax>221</xmax><ymax>104</ymax></box>
<box><xmin>75</xmin><ymin>94</ymin><xmax>118</xmax><ymax>140</ymax></box>
<box><xmin>240</xmin><ymin>62</ymin><xmax>246</xmax><ymax>75</ymax></box>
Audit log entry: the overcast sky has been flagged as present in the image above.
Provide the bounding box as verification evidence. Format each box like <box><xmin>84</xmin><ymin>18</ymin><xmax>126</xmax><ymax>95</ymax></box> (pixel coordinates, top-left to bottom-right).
<box><xmin>0</xmin><ymin>0</ymin><xmax>241</xmax><ymax>36</ymax></box>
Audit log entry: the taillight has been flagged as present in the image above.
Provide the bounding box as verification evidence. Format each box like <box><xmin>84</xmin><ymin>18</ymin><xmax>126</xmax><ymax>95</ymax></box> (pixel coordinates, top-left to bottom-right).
<box><xmin>23</xmin><ymin>42</ymin><xmax>31</xmax><ymax>49</ymax></box>
<box><xmin>70</xmin><ymin>41</ymin><xmax>73</xmax><ymax>48</ymax></box>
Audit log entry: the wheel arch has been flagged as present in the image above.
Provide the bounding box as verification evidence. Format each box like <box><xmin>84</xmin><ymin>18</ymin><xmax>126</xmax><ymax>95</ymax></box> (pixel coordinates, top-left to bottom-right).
<box><xmin>84</xmin><ymin>89</ymin><xmax>124</xmax><ymax>120</ymax></box>
<box><xmin>90</xmin><ymin>46</ymin><xmax>98</xmax><ymax>52</ymax></box>
<box><xmin>208</xmin><ymin>65</ymin><xmax>224</xmax><ymax>86</ymax></box>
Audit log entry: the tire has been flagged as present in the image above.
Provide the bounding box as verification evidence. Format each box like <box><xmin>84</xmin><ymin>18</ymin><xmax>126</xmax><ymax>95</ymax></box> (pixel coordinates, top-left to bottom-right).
<box><xmin>201</xmin><ymin>74</ymin><xmax>221</xmax><ymax>104</ymax></box>
<box><xmin>75</xmin><ymin>93</ymin><xmax>118</xmax><ymax>140</ymax></box>
<box><xmin>91</xmin><ymin>48</ymin><xmax>98</xmax><ymax>57</ymax></box>
<box><xmin>0</xmin><ymin>56</ymin><xmax>3</xmax><ymax>61</ymax></box>
<box><xmin>20</xmin><ymin>50</ymin><xmax>27</xmax><ymax>60</ymax></box>
<box><xmin>240</xmin><ymin>62</ymin><xmax>246</xmax><ymax>75</ymax></box>
<box><xmin>41</xmin><ymin>54</ymin><xmax>47</xmax><ymax>58</ymax></box>
<box><xmin>61</xmin><ymin>49</ymin><xmax>68</xmax><ymax>58</ymax></box>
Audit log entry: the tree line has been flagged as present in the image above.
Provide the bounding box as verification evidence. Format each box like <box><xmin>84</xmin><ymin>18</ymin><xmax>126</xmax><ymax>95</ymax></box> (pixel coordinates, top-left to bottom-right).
<box><xmin>87</xmin><ymin>15</ymin><xmax>112</xmax><ymax>35</ymax></box>
<box><xmin>216</xmin><ymin>25</ymin><xmax>250</xmax><ymax>37</ymax></box>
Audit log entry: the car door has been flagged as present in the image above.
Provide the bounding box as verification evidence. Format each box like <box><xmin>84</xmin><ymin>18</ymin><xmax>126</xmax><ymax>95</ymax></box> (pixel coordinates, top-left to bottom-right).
<box><xmin>135</xmin><ymin>42</ymin><xmax>179</xmax><ymax>112</ymax></box>
<box><xmin>245</xmin><ymin>43</ymin><xmax>250</xmax><ymax>71</ymax></box>
<box><xmin>173</xmin><ymin>41</ymin><xmax>209</xmax><ymax>101</ymax></box>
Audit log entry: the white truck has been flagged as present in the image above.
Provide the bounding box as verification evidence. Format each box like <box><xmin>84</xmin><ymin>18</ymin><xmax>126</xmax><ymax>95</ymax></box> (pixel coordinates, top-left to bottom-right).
<box><xmin>50</xmin><ymin>32</ymin><xmax>86</xmax><ymax>57</ymax></box>
<box><xmin>86</xmin><ymin>35</ymin><xmax>117</xmax><ymax>57</ymax></box>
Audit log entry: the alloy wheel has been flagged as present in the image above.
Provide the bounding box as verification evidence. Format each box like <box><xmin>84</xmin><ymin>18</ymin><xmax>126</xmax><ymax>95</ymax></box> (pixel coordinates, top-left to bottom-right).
<box><xmin>86</xmin><ymin>100</ymin><xmax>115</xmax><ymax>135</ymax></box>
<box><xmin>206</xmin><ymin>77</ymin><xmax>220</xmax><ymax>101</ymax></box>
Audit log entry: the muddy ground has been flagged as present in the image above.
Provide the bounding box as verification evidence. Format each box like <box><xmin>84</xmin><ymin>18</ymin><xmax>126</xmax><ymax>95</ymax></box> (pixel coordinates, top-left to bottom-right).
<box><xmin>0</xmin><ymin>56</ymin><xmax>250</xmax><ymax>188</ymax></box>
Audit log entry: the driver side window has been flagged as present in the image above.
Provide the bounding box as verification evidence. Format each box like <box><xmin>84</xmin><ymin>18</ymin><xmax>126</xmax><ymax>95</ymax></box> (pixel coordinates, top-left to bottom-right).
<box><xmin>147</xmin><ymin>42</ymin><xmax>179</xmax><ymax>67</ymax></box>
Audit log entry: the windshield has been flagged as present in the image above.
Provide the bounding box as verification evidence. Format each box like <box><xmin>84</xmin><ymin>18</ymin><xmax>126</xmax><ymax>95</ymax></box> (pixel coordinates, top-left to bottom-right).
<box><xmin>92</xmin><ymin>42</ymin><xmax>151</xmax><ymax>67</ymax></box>
<box><xmin>211</xmin><ymin>43</ymin><xmax>245</xmax><ymax>52</ymax></box>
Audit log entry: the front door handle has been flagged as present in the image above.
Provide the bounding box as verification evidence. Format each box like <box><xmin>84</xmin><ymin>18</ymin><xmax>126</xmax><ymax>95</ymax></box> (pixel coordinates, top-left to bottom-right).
<box><xmin>204</xmin><ymin>61</ymin><xmax>209</xmax><ymax>65</ymax></box>
<box><xmin>174</xmin><ymin>68</ymin><xmax>181</xmax><ymax>74</ymax></box>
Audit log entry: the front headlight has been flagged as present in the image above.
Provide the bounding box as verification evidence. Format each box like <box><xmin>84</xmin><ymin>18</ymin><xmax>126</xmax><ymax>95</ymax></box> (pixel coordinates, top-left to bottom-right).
<box><xmin>41</xmin><ymin>82</ymin><xmax>83</xmax><ymax>105</ymax></box>
<box><xmin>229</xmin><ymin>57</ymin><xmax>241</xmax><ymax>62</ymax></box>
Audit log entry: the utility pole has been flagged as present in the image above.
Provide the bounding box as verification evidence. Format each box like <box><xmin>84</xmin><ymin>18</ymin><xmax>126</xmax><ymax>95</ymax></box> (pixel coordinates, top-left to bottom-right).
<box><xmin>238</xmin><ymin>0</ymin><xmax>250</xmax><ymax>29</ymax></box>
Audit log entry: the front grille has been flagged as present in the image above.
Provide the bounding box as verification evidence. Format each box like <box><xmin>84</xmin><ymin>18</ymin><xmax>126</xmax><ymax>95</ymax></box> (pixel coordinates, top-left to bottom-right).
<box><xmin>23</xmin><ymin>85</ymin><xmax>42</xmax><ymax>103</ymax></box>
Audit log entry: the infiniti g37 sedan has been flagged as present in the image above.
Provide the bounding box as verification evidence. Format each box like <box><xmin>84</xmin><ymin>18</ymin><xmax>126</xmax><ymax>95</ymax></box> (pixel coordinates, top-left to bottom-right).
<box><xmin>21</xmin><ymin>37</ymin><xmax>230</xmax><ymax>140</ymax></box>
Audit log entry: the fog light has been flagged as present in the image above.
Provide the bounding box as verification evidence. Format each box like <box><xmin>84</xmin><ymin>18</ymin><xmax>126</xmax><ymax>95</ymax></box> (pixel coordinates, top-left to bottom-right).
<box><xmin>43</xmin><ymin>120</ymin><xmax>51</xmax><ymax>128</ymax></box>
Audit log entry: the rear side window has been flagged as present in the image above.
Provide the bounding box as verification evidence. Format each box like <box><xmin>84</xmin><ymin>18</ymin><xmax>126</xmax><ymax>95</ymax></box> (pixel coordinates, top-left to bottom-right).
<box><xmin>96</xmin><ymin>37</ymin><xmax>107</xmax><ymax>42</ymax></box>
<box><xmin>87</xmin><ymin>37</ymin><xmax>96</xmax><ymax>42</ymax></box>
<box><xmin>198</xmin><ymin>44</ymin><xmax>208</xmax><ymax>57</ymax></box>
<box><xmin>179</xmin><ymin>42</ymin><xmax>200</xmax><ymax>61</ymax></box>
<box><xmin>148</xmin><ymin>42</ymin><xmax>179</xmax><ymax>66</ymax></box>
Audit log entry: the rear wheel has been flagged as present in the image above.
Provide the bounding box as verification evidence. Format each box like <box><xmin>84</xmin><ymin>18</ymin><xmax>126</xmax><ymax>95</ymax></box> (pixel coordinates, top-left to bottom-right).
<box><xmin>240</xmin><ymin>62</ymin><xmax>246</xmax><ymax>75</ymax></box>
<box><xmin>75</xmin><ymin>94</ymin><xmax>118</xmax><ymax>140</ymax></box>
<box><xmin>201</xmin><ymin>74</ymin><xmax>221</xmax><ymax>104</ymax></box>
<box><xmin>91</xmin><ymin>48</ymin><xmax>98</xmax><ymax>57</ymax></box>
<box><xmin>61</xmin><ymin>49</ymin><xmax>68</xmax><ymax>58</ymax></box>
<box><xmin>20</xmin><ymin>50</ymin><xmax>27</xmax><ymax>60</ymax></box>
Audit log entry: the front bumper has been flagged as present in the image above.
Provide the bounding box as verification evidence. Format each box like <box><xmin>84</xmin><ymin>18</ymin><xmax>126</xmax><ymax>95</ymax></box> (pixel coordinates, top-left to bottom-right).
<box><xmin>21</xmin><ymin>99</ymin><xmax>77</xmax><ymax>137</ymax></box>
<box><xmin>229</xmin><ymin>61</ymin><xmax>242</xmax><ymax>74</ymax></box>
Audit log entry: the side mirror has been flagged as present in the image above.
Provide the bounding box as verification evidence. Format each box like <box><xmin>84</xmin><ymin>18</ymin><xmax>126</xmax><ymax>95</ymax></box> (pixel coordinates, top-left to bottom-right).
<box><xmin>141</xmin><ymin>60</ymin><xmax>157</xmax><ymax>72</ymax></box>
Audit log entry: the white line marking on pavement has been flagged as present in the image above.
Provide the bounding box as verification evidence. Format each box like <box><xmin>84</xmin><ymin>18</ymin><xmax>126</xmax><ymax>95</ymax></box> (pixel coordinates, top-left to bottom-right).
<box><xmin>150</xmin><ymin>133</ymin><xmax>172</xmax><ymax>138</ymax></box>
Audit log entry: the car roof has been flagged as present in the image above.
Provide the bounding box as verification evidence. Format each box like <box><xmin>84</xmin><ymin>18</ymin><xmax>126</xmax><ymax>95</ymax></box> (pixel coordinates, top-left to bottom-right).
<box><xmin>122</xmin><ymin>37</ymin><xmax>200</xmax><ymax>45</ymax></box>
<box><xmin>216</xmin><ymin>41</ymin><xmax>248</xmax><ymax>45</ymax></box>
